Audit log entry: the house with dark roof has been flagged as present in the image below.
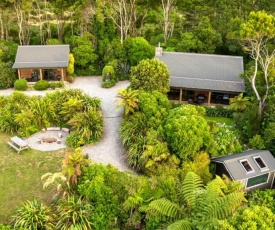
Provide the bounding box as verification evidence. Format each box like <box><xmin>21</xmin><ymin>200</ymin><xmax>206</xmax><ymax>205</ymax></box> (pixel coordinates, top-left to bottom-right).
<box><xmin>155</xmin><ymin>47</ymin><xmax>245</xmax><ymax>105</ymax></box>
<box><xmin>12</xmin><ymin>45</ymin><xmax>70</xmax><ymax>82</ymax></box>
<box><xmin>211</xmin><ymin>150</ymin><xmax>275</xmax><ymax>192</ymax></box>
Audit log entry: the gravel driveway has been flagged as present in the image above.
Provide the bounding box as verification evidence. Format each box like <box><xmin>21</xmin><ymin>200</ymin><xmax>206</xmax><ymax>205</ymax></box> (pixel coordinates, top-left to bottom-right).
<box><xmin>0</xmin><ymin>77</ymin><xmax>131</xmax><ymax>171</ymax></box>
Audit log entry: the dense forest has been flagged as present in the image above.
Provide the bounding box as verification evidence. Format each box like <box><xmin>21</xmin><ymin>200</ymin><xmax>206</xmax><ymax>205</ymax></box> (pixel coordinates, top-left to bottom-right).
<box><xmin>1</xmin><ymin>0</ymin><xmax>275</xmax><ymax>229</ymax></box>
<box><xmin>0</xmin><ymin>0</ymin><xmax>274</xmax><ymax>74</ymax></box>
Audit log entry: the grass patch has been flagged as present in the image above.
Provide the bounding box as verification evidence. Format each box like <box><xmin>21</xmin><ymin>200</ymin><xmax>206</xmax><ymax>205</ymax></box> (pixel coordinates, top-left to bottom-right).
<box><xmin>205</xmin><ymin>116</ymin><xmax>234</xmax><ymax>126</ymax></box>
<box><xmin>0</xmin><ymin>132</ymin><xmax>65</xmax><ymax>224</ymax></box>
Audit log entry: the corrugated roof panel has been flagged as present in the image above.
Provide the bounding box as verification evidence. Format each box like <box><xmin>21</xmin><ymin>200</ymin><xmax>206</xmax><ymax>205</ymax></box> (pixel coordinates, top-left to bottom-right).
<box><xmin>156</xmin><ymin>52</ymin><xmax>245</xmax><ymax>92</ymax></box>
<box><xmin>12</xmin><ymin>45</ymin><xmax>70</xmax><ymax>69</ymax></box>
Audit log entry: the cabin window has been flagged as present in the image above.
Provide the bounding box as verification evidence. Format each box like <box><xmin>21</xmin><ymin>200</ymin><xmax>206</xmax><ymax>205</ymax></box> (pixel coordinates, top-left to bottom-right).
<box><xmin>240</xmin><ymin>159</ymin><xmax>254</xmax><ymax>173</ymax></box>
<box><xmin>247</xmin><ymin>173</ymin><xmax>269</xmax><ymax>188</ymax></box>
<box><xmin>253</xmin><ymin>156</ymin><xmax>268</xmax><ymax>170</ymax></box>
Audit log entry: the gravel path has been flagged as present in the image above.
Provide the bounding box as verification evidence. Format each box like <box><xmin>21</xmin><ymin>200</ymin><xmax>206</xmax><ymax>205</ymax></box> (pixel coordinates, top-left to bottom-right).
<box><xmin>68</xmin><ymin>77</ymin><xmax>131</xmax><ymax>171</ymax></box>
<box><xmin>0</xmin><ymin>77</ymin><xmax>131</xmax><ymax>171</ymax></box>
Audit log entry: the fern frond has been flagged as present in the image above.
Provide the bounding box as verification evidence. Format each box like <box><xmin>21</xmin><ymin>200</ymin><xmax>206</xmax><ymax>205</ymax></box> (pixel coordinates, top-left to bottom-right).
<box><xmin>204</xmin><ymin>175</ymin><xmax>227</xmax><ymax>199</ymax></box>
<box><xmin>123</xmin><ymin>195</ymin><xmax>143</xmax><ymax>211</ymax></box>
<box><xmin>195</xmin><ymin>218</ymin><xmax>220</xmax><ymax>230</ymax></box>
<box><xmin>199</xmin><ymin>192</ymin><xmax>245</xmax><ymax>220</ymax></box>
<box><xmin>167</xmin><ymin>219</ymin><xmax>194</xmax><ymax>230</ymax></box>
<box><xmin>181</xmin><ymin>172</ymin><xmax>204</xmax><ymax>210</ymax></box>
<box><xmin>146</xmin><ymin>198</ymin><xmax>182</xmax><ymax>219</ymax></box>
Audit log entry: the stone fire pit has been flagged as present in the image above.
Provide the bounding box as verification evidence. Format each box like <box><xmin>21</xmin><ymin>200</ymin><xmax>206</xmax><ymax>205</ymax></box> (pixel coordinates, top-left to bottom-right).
<box><xmin>26</xmin><ymin>128</ymin><xmax>69</xmax><ymax>151</ymax></box>
<box><xmin>38</xmin><ymin>137</ymin><xmax>61</xmax><ymax>144</ymax></box>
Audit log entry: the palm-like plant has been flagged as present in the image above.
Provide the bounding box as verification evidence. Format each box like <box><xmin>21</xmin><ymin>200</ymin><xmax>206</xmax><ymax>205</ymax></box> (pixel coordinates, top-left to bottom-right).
<box><xmin>67</xmin><ymin>109</ymin><xmax>103</xmax><ymax>144</ymax></box>
<box><xmin>59</xmin><ymin>98</ymin><xmax>84</xmax><ymax>121</ymax></box>
<box><xmin>12</xmin><ymin>199</ymin><xmax>54</xmax><ymax>230</ymax></box>
<box><xmin>144</xmin><ymin>172</ymin><xmax>245</xmax><ymax>230</ymax></box>
<box><xmin>55</xmin><ymin>195</ymin><xmax>92</xmax><ymax>230</ymax></box>
<box><xmin>229</xmin><ymin>93</ymin><xmax>251</xmax><ymax>112</ymax></box>
<box><xmin>62</xmin><ymin>148</ymin><xmax>91</xmax><ymax>186</ymax></box>
<box><xmin>30</xmin><ymin>97</ymin><xmax>55</xmax><ymax>128</ymax></box>
<box><xmin>117</xmin><ymin>87</ymin><xmax>139</xmax><ymax>116</ymax></box>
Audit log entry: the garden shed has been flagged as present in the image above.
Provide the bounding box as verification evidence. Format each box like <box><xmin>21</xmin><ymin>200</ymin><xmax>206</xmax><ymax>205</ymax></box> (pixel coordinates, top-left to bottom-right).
<box><xmin>155</xmin><ymin>47</ymin><xmax>245</xmax><ymax>105</ymax></box>
<box><xmin>12</xmin><ymin>45</ymin><xmax>70</xmax><ymax>82</ymax></box>
<box><xmin>211</xmin><ymin>150</ymin><xmax>275</xmax><ymax>192</ymax></box>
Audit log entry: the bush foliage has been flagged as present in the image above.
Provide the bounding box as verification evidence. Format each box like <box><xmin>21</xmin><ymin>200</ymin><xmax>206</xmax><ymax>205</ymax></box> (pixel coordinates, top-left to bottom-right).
<box><xmin>0</xmin><ymin>62</ymin><xmax>16</xmax><ymax>89</ymax></box>
<box><xmin>0</xmin><ymin>89</ymin><xmax>103</xmax><ymax>147</ymax></box>
<box><xmin>130</xmin><ymin>59</ymin><xmax>170</xmax><ymax>94</ymax></box>
<box><xmin>34</xmin><ymin>80</ymin><xmax>50</xmax><ymax>91</ymax></box>
<box><xmin>14</xmin><ymin>79</ymin><xmax>28</xmax><ymax>91</ymax></box>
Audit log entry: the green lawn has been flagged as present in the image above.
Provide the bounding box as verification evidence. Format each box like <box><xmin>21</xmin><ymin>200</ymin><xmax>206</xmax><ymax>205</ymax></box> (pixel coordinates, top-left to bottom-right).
<box><xmin>0</xmin><ymin>132</ymin><xmax>65</xmax><ymax>224</ymax></box>
<box><xmin>204</xmin><ymin>116</ymin><xmax>234</xmax><ymax>126</ymax></box>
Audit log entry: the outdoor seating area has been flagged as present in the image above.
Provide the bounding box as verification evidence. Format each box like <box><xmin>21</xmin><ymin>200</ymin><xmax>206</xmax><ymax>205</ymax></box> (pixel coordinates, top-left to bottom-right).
<box><xmin>7</xmin><ymin>136</ymin><xmax>29</xmax><ymax>154</ymax></box>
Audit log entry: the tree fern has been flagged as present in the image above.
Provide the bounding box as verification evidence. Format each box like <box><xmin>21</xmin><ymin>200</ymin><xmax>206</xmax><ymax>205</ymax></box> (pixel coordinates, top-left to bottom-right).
<box><xmin>146</xmin><ymin>198</ymin><xmax>183</xmax><ymax>219</ymax></box>
<box><xmin>167</xmin><ymin>219</ymin><xmax>194</xmax><ymax>230</ymax></box>
<box><xmin>181</xmin><ymin>172</ymin><xmax>204</xmax><ymax>210</ymax></box>
<box><xmin>199</xmin><ymin>192</ymin><xmax>245</xmax><ymax>220</ymax></box>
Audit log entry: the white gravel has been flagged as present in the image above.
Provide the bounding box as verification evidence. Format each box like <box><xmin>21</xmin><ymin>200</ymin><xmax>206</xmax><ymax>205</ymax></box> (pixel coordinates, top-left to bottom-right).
<box><xmin>0</xmin><ymin>77</ymin><xmax>132</xmax><ymax>171</ymax></box>
<box><xmin>68</xmin><ymin>77</ymin><xmax>131</xmax><ymax>171</ymax></box>
<box><xmin>26</xmin><ymin>130</ymin><xmax>70</xmax><ymax>152</ymax></box>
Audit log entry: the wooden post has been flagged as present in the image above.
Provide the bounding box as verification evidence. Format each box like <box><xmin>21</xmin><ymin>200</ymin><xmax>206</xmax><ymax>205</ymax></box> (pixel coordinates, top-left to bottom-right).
<box><xmin>179</xmin><ymin>88</ymin><xmax>182</xmax><ymax>102</ymax></box>
<box><xmin>208</xmin><ymin>91</ymin><xmax>211</xmax><ymax>106</ymax></box>
<box><xmin>17</xmin><ymin>69</ymin><xmax>21</xmax><ymax>79</ymax></box>
<box><xmin>39</xmin><ymin>69</ymin><xmax>43</xmax><ymax>80</ymax></box>
<box><xmin>61</xmin><ymin>68</ymin><xmax>64</xmax><ymax>81</ymax></box>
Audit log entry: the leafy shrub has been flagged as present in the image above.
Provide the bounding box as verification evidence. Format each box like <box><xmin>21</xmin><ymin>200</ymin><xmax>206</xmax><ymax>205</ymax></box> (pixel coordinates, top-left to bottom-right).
<box><xmin>48</xmin><ymin>81</ymin><xmax>64</xmax><ymax>89</ymax></box>
<box><xmin>66</xmin><ymin>75</ymin><xmax>75</xmax><ymax>83</ymax></box>
<box><xmin>34</xmin><ymin>80</ymin><xmax>49</xmax><ymax>91</ymax></box>
<box><xmin>164</xmin><ymin>110</ymin><xmax>213</xmax><ymax>160</ymax></box>
<box><xmin>180</xmin><ymin>152</ymin><xmax>212</xmax><ymax>183</ymax></box>
<box><xmin>67</xmin><ymin>53</ymin><xmax>75</xmax><ymax>76</ymax></box>
<box><xmin>248</xmin><ymin>134</ymin><xmax>265</xmax><ymax>149</ymax></box>
<box><xmin>14</xmin><ymin>79</ymin><xmax>28</xmax><ymax>91</ymax></box>
<box><xmin>101</xmin><ymin>79</ymin><xmax>116</xmax><ymax>88</ymax></box>
<box><xmin>12</xmin><ymin>199</ymin><xmax>53</xmax><ymax>229</ymax></box>
<box><xmin>67</xmin><ymin>109</ymin><xmax>103</xmax><ymax>147</ymax></box>
<box><xmin>203</xmin><ymin>106</ymin><xmax>233</xmax><ymax>118</ymax></box>
<box><xmin>247</xmin><ymin>189</ymin><xmax>275</xmax><ymax>213</ymax></box>
<box><xmin>0</xmin><ymin>224</ymin><xmax>11</xmax><ymax>229</ymax></box>
<box><xmin>211</xmin><ymin>123</ymin><xmax>244</xmax><ymax>156</ymax></box>
<box><xmin>102</xmin><ymin>65</ymin><xmax>115</xmax><ymax>81</ymax></box>
<box><xmin>0</xmin><ymin>63</ymin><xmax>16</xmax><ymax>89</ymax></box>
<box><xmin>102</xmin><ymin>65</ymin><xmax>117</xmax><ymax>88</ymax></box>
<box><xmin>222</xmin><ymin>205</ymin><xmax>275</xmax><ymax>230</ymax></box>
<box><xmin>130</xmin><ymin>58</ymin><xmax>170</xmax><ymax>94</ymax></box>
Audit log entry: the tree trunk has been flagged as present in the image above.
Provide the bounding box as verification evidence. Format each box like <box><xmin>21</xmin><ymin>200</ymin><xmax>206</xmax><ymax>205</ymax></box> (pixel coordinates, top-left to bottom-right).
<box><xmin>0</xmin><ymin>11</ymin><xmax>4</xmax><ymax>40</ymax></box>
<box><xmin>161</xmin><ymin>0</ymin><xmax>174</xmax><ymax>44</ymax></box>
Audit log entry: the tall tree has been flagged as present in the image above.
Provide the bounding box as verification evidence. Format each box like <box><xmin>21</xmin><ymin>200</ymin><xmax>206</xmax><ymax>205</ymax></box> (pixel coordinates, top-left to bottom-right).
<box><xmin>239</xmin><ymin>11</ymin><xmax>275</xmax><ymax>121</ymax></box>
<box><xmin>105</xmin><ymin>0</ymin><xmax>137</xmax><ymax>43</ymax></box>
<box><xmin>13</xmin><ymin>0</ymin><xmax>33</xmax><ymax>45</ymax></box>
<box><xmin>160</xmin><ymin>0</ymin><xmax>176</xmax><ymax>43</ymax></box>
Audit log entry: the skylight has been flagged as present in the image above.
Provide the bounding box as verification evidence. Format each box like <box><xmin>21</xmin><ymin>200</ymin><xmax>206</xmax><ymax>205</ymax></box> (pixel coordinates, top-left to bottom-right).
<box><xmin>253</xmin><ymin>156</ymin><xmax>268</xmax><ymax>170</ymax></box>
<box><xmin>240</xmin><ymin>159</ymin><xmax>254</xmax><ymax>173</ymax></box>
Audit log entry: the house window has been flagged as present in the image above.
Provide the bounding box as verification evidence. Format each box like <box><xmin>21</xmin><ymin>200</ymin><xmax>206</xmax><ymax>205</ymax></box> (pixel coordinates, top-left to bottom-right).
<box><xmin>247</xmin><ymin>173</ymin><xmax>269</xmax><ymax>188</ymax></box>
<box><xmin>240</xmin><ymin>159</ymin><xmax>254</xmax><ymax>173</ymax></box>
<box><xmin>253</xmin><ymin>156</ymin><xmax>268</xmax><ymax>170</ymax></box>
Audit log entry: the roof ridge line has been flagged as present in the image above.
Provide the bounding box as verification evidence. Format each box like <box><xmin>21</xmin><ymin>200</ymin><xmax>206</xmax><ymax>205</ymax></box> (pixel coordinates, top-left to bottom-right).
<box><xmin>171</xmin><ymin>76</ymin><xmax>244</xmax><ymax>83</ymax></box>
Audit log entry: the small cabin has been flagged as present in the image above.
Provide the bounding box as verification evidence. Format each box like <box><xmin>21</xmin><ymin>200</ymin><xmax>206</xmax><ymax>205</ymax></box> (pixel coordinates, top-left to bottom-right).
<box><xmin>155</xmin><ymin>48</ymin><xmax>245</xmax><ymax>105</ymax></box>
<box><xmin>211</xmin><ymin>150</ymin><xmax>275</xmax><ymax>192</ymax></box>
<box><xmin>12</xmin><ymin>45</ymin><xmax>70</xmax><ymax>82</ymax></box>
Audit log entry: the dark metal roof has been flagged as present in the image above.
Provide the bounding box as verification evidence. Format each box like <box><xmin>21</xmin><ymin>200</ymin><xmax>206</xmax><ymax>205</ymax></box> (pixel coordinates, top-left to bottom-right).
<box><xmin>155</xmin><ymin>52</ymin><xmax>245</xmax><ymax>93</ymax></box>
<box><xmin>211</xmin><ymin>150</ymin><xmax>275</xmax><ymax>180</ymax></box>
<box><xmin>12</xmin><ymin>45</ymin><xmax>70</xmax><ymax>69</ymax></box>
